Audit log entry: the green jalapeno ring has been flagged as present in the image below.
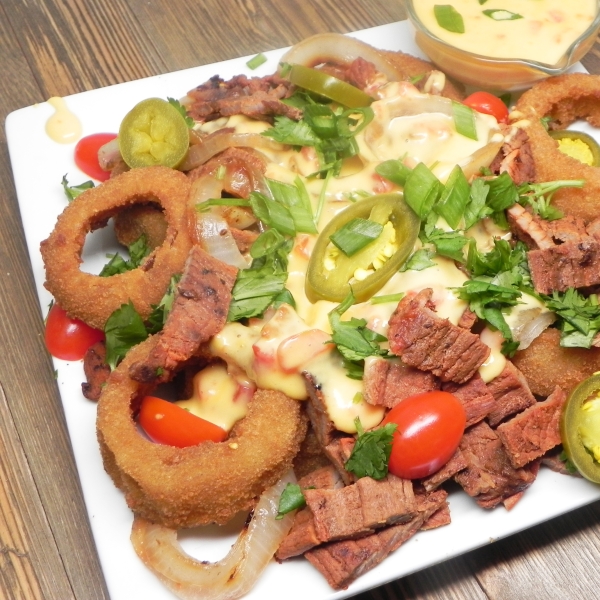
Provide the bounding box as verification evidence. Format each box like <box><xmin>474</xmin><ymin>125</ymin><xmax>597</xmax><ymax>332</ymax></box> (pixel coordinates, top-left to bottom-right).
<box><xmin>119</xmin><ymin>97</ymin><xmax>190</xmax><ymax>169</ymax></box>
<box><xmin>305</xmin><ymin>193</ymin><xmax>420</xmax><ymax>304</ymax></box>
<box><xmin>549</xmin><ymin>130</ymin><xmax>600</xmax><ymax>168</ymax></box>
<box><xmin>288</xmin><ymin>64</ymin><xmax>374</xmax><ymax>109</ymax></box>
<box><xmin>561</xmin><ymin>372</ymin><xmax>600</xmax><ymax>483</ymax></box>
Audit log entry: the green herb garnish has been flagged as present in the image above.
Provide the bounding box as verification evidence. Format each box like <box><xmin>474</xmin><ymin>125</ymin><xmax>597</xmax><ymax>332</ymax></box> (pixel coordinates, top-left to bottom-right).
<box><xmin>61</xmin><ymin>175</ymin><xmax>94</xmax><ymax>202</ymax></box>
<box><xmin>246</xmin><ymin>53</ymin><xmax>267</xmax><ymax>70</ymax></box>
<box><xmin>483</xmin><ymin>9</ymin><xmax>523</xmax><ymax>21</ymax></box>
<box><xmin>329</xmin><ymin>218</ymin><xmax>384</xmax><ymax>257</ymax></box>
<box><xmin>344</xmin><ymin>417</ymin><xmax>397</xmax><ymax>480</ymax></box>
<box><xmin>276</xmin><ymin>483</ymin><xmax>307</xmax><ymax>519</ymax></box>
<box><xmin>434</xmin><ymin>5</ymin><xmax>465</xmax><ymax>33</ymax></box>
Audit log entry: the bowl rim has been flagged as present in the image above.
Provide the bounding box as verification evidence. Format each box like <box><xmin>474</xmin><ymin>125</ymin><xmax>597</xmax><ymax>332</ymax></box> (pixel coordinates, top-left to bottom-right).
<box><xmin>405</xmin><ymin>0</ymin><xmax>600</xmax><ymax>74</ymax></box>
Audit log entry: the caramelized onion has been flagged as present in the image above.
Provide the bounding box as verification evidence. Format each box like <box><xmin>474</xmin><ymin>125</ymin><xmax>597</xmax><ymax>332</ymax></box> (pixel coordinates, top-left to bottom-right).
<box><xmin>179</xmin><ymin>130</ymin><xmax>285</xmax><ymax>172</ymax></box>
<box><xmin>281</xmin><ymin>33</ymin><xmax>404</xmax><ymax>82</ymax></box>
<box><xmin>97</xmin><ymin>137</ymin><xmax>122</xmax><ymax>171</ymax></box>
<box><xmin>194</xmin><ymin>212</ymin><xmax>249</xmax><ymax>269</ymax></box>
<box><xmin>131</xmin><ymin>472</ymin><xmax>297</xmax><ymax>600</ymax></box>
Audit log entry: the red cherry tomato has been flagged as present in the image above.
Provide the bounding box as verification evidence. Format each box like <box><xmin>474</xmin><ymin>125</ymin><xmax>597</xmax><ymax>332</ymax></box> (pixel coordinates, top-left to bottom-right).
<box><xmin>138</xmin><ymin>396</ymin><xmax>228</xmax><ymax>448</ymax></box>
<box><xmin>463</xmin><ymin>91</ymin><xmax>509</xmax><ymax>124</ymax></box>
<box><xmin>74</xmin><ymin>133</ymin><xmax>117</xmax><ymax>181</ymax></box>
<box><xmin>382</xmin><ymin>391</ymin><xmax>466</xmax><ymax>479</ymax></box>
<box><xmin>45</xmin><ymin>303</ymin><xmax>105</xmax><ymax>360</ymax></box>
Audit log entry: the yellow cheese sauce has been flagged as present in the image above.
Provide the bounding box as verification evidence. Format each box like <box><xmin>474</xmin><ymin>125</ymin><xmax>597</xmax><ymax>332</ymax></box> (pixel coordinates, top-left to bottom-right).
<box><xmin>414</xmin><ymin>0</ymin><xmax>598</xmax><ymax>66</ymax></box>
<box><xmin>45</xmin><ymin>97</ymin><xmax>82</xmax><ymax>144</ymax></box>
<box><xmin>197</xmin><ymin>80</ymin><xmax>533</xmax><ymax>434</ymax></box>
<box><xmin>176</xmin><ymin>363</ymin><xmax>253</xmax><ymax>431</ymax></box>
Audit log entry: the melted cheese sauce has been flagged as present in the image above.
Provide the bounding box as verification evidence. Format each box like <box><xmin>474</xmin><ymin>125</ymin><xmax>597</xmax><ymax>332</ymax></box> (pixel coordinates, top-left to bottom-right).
<box><xmin>176</xmin><ymin>363</ymin><xmax>253</xmax><ymax>431</ymax></box>
<box><xmin>199</xmin><ymin>82</ymin><xmax>518</xmax><ymax>433</ymax></box>
<box><xmin>45</xmin><ymin>97</ymin><xmax>82</xmax><ymax>144</ymax></box>
<box><xmin>414</xmin><ymin>0</ymin><xmax>598</xmax><ymax>66</ymax></box>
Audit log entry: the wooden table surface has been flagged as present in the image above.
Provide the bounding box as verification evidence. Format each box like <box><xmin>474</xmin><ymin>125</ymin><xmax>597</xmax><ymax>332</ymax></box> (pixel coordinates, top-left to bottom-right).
<box><xmin>2</xmin><ymin>1</ymin><xmax>600</xmax><ymax>599</ymax></box>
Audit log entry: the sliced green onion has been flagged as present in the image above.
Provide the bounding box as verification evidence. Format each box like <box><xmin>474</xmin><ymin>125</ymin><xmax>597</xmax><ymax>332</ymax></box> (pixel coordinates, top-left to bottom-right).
<box><xmin>403</xmin><ymin>163</ymin><xmax>442</xmax><ymax>220</ymax></box>
<box><xmin>266</xmin><ymin>176</ymin><xmax>317</xmax><ymax>234</ymax></box>
<box><xmin>435</xmin><ymin>164</ymin><xmax>470</xmax><ymax>228</ymax></box>
<box><xmin>376</xmin><ymin>159</ymin><xmax>413</xmax><ymax>187</ymax></box>
<box><xmin>434</xmin><ymin>5</ymin><xmax>465</xmax><ymax>33</ymax></box>
<box><xmin>246</xmin><ymin>53</ymin><xmax>267</xmax><ymax>70</ymax></box>
<box><xmin>452</xmin><ymin>102</ymin><xmax>478</xmax><ymax>141</ymax></box>
<box><xmin>249</xmin><ymin>192</ymin><xmax>296</xmax><ymax>236</ymax></box>
<box><xmin>483</xmin><ymin>9</ymin><xmax>523</xmax><ymax>21</ymax></box>
<box><xmin>329</xmin><ymin>218</ymin><xmax>384</xmax><ymax>257</ymax></box>
<box><xmin>196</xmin><ymin>197</ymin><xmax>251</xmax><ymax>211</ymax></box>
<box><xmin>370</xmin><ymin>292</ymin><xmax>405</xmax><ymax>305</ymax></box>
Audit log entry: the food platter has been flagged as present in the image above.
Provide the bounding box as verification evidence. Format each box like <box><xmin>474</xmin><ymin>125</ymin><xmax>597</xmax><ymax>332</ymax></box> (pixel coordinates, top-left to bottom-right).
<box><xmin>6</xmin><ymin>18</ymin><xmax>600</xmax><ymax>600</ymax></box>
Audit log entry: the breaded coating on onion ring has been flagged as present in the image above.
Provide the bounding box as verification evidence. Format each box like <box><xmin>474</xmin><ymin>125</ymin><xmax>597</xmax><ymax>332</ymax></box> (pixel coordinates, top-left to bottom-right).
<box><xmin>41</xmin><ymin>167</ymin><xmax>192</xmax><ymax>329</ymax></box>
<box><xmin>97</xmin><ymin>335</ymin><xmax>308</xmax><ymax>529</ymax></box>
<box><xmin>515</xmin><ymin>73</ymin><xmax>600</xmax><ymax>223</ymax></box>
<box><xmin>512</xmin><ymin>328</ymin><xmax>600</xmax><ymax>397</ymax></box>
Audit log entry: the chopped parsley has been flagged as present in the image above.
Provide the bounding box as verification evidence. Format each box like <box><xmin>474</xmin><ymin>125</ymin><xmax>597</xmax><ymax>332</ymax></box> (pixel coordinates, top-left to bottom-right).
<box><xmin>328</xmin><ymin>291</ymin><xmax>389</xmax><ymax>379</ymax></box>
<box><xmin>344</xmin><ymin>417</ymin><xmax>397</xmax><ymax>480</ymax></box>
<box><xmin>262</xmin><ymin>102</ymin><xmax>374</xmax><ymax>177</ymax></box>
<box><xmin>61</xmin><ymin>175</ymin><xmax>94</xmax><ymax>202</ymax></box>
<box><xmin>167</xmin><ymin>97</ymin><xmax>194</xmax><ymax>128</ymax></box>
<box><xmin>276</xmin><ymin>483</ymin><xmax>307</xmax><ymax>519</ymax></box>
<box><xmin>104</xmin><ymin>301</ymin><xmax>149</xmax><ymax>370</ymax></box>
<box><xmin>99</xmin><ymin>234</ymin><xmax>152</xmax><ymax>277</ymax></box>
<box><xmin>227</xmin><ymin>230</ymin><xmax>294</xmax><ymax>322</ymax></box>
<box><xmin>544</xmin><ymin>288</ymin><xmax>600</xmax><ymax>348</ymax></box>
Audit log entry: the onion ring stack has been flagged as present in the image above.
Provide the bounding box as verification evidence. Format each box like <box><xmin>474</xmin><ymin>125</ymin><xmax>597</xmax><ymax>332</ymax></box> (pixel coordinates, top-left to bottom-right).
<box><xmin>97</xmin><ymin>335</ymin><xmax>308</xmax><ymax>529</ymax></box>
<box><xmin>40</xmin><ymin>166</ymin><xmax>193</xmax><ymax>329</ymax></box>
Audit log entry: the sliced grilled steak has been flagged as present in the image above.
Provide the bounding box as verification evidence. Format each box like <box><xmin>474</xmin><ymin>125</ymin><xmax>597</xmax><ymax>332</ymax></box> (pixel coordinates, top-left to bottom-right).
<box><xmin>489</xmin><ymin>128</ymin><xmax>535</xmax><ymax>185</ymax></box>
<box><xmin>276</xmin><ymin>466</ymin><xmax>345</xmax><ymax>561</ymax></box>
<box><xmin>421</xmin><ymin>447</ymin><xmax>468</xmax><ymax>492</ymax></box>
<box><xmin>497</xmin><ymin>386</ymin><xmax>567</xmax><ymax>468</ymax></box>
<box><xmin>81</xmin><ymin>341</ymin><xmax>110</xmax><ymax>401</ymax></box>
<box><xmin>388</xmin><ymin>289</ymin><xmax>490</xmax><ymax>383</ymax></box>
<box><xmin>443</xmin><ymin>373</ymin><xmax>496</xmax><ymax>427</ymax></box>
<box><xmin>129</xmin><ymin>247</ymin><xmax>237</xmax><ymax>383</ymax></box>
<box><xmin>455</xmin><ymin>421</ymin><xmax>538</xmax><ymax>509</ymax></box>
<box><xmin>363</xmin><ymin>357</ymin><xmax>440</xmax><ymax>408</ymax></box>
<box><xmin>305</xmin><ymin>475</ymin><xmax>417</xmax><ymax>543</ymax></box>
<box><xmin>304</xmin><ymin>487</ymin><xmax>447</xmax><ymax>590</ymax></box>
<box><xmin>486</xmin><ymin>361</ymin><xmax>536</xmax><ymax>427</ymax></box>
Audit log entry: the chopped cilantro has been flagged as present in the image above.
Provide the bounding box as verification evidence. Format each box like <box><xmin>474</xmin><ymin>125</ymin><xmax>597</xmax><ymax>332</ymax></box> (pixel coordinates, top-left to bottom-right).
<box><xmin>227</xmin><ymin>230</ymin><xmax>294</xmax><ymax>321</ymax></box>
<box><xmin>167</xmin><ymin>97</ymin><xmax>194</xmax><ymax>128</ymax></box>
<box><xmin>276</xmin><ymin>483</ymin><xmax>306</xmax><ymax>519</ymax></box>
<box><xmin>544</xmin><ymin>288</ymin><xmax>600</xmax><ymax>348</ymax></box>
<box><xmin>344</xmin><ymin>417</ymin><xmax>397</xmax><ymax>480</ymax></box>
<box><xmin>328</xmin><ymin>292</ymin><xmax>389</xmax><ymax>379</ymax></box>
<box><xmin>99</xmin><ymin>234</ymin><xmax>151</xmax><ymax>277</ymax></box>
<box><xmin>517</xmin><ymin>180</ymin><xmax>584</xmax><ymax>221</ymax></box>
<box><xmin>61</xmin><ymin>175</ymin><xmax>94</xmax><ymax>202</ymax></box>
<box><xmin>104</xmin><ymin>301</ymin><xmax>149</xmax><ymax>370</ymax></box>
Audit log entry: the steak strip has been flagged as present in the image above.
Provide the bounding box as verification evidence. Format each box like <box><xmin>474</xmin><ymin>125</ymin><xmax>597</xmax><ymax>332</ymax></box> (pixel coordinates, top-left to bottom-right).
<box><xmin>129</xmin><ymin>246</ymin><xmax>237</xmax><ymax>383</ymax></box>
<box><xmin>388</xmin><ymin>289</ymin><xmax>490</xmax><ymax>383</ymax></box>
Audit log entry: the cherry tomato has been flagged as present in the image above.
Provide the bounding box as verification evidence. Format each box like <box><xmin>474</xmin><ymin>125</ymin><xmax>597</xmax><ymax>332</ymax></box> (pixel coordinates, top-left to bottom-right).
<box><xmin>138</xmin><ymin>396</ymin><xmax>228</xmax><ymax>448</ymax></box>
<box><xmin>382</xmin><ymin>391</ymin><xmax>466</xmax><ymax>479</ymax></box>
<box><xmin>45</xmin><ymin>303</ymin><xmax>105</xmax><ymax>361</ymax></box>
<box><xmin>463</xmin><ymin>91</ymin><xmax>509</xmax><ymax>124</ymax></box>
<box><xmin>74</xmin><ymin>133</ymin><xmax>117</xmax><ymax>181</ymax></box>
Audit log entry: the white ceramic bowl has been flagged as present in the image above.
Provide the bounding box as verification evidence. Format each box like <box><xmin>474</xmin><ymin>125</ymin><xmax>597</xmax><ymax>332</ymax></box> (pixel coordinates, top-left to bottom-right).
<box><xmin>405</xmin><ymin>0</ymin><xmax>600</xmax><ymax>91</ymax></box>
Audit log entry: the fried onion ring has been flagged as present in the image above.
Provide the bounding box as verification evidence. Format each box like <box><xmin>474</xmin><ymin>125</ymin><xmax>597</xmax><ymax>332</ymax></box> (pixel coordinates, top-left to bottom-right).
<box><xmin>97</xmin><ymin>335</ymin><xmax>308</xmax><ymax>528</ymax></box>
<box><xmin>41</xmin><ymin>166</ymin><xmax>193</xmax><ymax>329</ymax></box>
<box><xmin>515</xmin><ymin>73</ymin><xmax>600</xmax><ymax>223</ymax></box>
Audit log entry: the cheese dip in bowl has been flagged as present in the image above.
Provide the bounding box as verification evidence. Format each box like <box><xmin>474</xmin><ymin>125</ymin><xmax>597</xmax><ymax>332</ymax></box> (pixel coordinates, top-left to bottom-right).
<box><xmin>406</xmin><ymin>0</ymin><xmax>600</xmax><ymax>91</ymax></box>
